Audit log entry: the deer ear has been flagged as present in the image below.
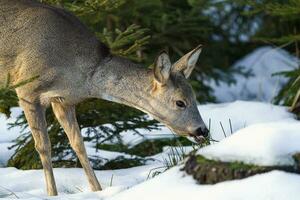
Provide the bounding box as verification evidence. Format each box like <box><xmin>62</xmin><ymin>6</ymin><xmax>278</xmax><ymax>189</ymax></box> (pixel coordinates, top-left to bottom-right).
<box><xmin>172</xmin><ymin>45</ymin><xmax>202</xmax><ymax>78</ymax></box>
<box><xmin>153</xmin><ymin>51</ymin><xmax>172</xmax><ymax>85</ymax></box>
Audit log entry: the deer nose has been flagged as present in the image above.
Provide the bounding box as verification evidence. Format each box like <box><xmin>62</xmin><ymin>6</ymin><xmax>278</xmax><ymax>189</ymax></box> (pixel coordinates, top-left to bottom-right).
<box><xmin>194</xmin><ymin>127</ymin><xmax>209</xmax><ymax>138</ymax></box>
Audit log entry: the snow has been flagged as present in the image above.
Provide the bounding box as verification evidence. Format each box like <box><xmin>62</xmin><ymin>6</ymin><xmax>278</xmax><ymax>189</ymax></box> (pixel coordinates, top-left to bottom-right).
<box><xmin>199</xmin><ymin>101</ymin><xmax>295</xmax><ymax>141</ymax></box>
<box><xmin>110</xmin><ymin>167</ymin><xmax>300</xmax><ymax>200</ymax></box>
<box><xmin>85</xmin><ymin>143</ymin><xmax>137</xmax><ymax>163</ymax></box>
<box><xmin>1</xmin><ymin>166</ymin><xmax>299</xmax><ymax>200</ymax></box>
<box><xmin>0</xmin><ymin>143</ymin><xmax>14</xmax><ymax>167</ymax></box>
<box><xmin>209</xmin><ymin>46</ymin><xmax>298</xmax><ymax>102</ymax></box>
<box><xmin>198</xmin><ymin>120</ymin><xmax>300</xmax><ymax>166</ymax></box>
<box><xmin>0</xmin><ymin>108</ymin><xmax>24</xmax><ymax>166</ymax></box>
<box><xmin>119</xmin><ymin>126</ymin><xmax>174</xmax><ymax>147</ymax></box>
<box><xmin>0</xmin><ymin>107</ymin><xmax>23</xmax><ymax>143</ymax></box>
<box><xmin>0</xmin><ymin>165</ymin><xmax>161</xmax><ymax>199</ymax></box>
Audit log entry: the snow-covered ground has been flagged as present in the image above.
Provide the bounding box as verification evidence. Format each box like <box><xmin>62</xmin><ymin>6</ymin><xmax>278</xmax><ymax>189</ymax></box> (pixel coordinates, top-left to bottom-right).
<box><xmin>109</xmin><ymin>167</ymin><xmax>300</xmax><ymax>200</ymax></box>
<box><xmin>1</xmin><ymin>101</ymin><xmax>300</xmax><ymax>200</ymax></box>
<box><xmin>208</xmin><ymin>46</ymin><xmax>299</xmax><ymax>102</ymax></box>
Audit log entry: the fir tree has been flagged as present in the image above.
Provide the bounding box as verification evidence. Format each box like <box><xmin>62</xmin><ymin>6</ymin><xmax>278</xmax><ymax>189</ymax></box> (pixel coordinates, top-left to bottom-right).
<box><xmin>240</xmin><ymin>0</ymin><xmax>300</xmax><ymax>112</ymax></box>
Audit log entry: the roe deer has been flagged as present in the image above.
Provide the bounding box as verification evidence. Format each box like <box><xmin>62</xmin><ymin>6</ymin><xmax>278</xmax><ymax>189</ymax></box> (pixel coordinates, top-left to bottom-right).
<box><xmin>0</xmin><ymin>0</ymin><xmax>209</xmax><ymax>196</ymax></box>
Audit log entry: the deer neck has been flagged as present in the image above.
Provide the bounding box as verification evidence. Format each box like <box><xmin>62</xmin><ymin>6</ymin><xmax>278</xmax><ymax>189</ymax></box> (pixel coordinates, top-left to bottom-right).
<box><xmin>89</xmin><ymin>55</ymin><xmax>155</xmax><ymax>115</ymax></box>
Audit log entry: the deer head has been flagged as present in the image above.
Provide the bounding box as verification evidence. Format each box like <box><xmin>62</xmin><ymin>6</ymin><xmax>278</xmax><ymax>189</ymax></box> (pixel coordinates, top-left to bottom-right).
<box><xmin>91</xmin><ymin>45</ymin><xmax>208</xmax><ymax>142</ymax></box>
<box><xmin>149</xmin><ymin>45</ymin><xmax>208</xmax><ymax>142</ymax></box>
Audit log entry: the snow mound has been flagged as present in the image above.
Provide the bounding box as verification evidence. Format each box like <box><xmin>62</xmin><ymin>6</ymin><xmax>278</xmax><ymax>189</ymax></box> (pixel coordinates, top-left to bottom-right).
<box><xmin>198</xmin><ymin>120</ymin><xmax>300</xmax><ymax>166</ymax></box>
<box><xmin>199</xmin><ymin>100</ymin><xmax>295</xmax><ymax>141</ymax></box>
<box><xmin>109</xmin><ymin>167</ymin><xmax>300</xmax><ymax>200</ymax></box>
<box><xmin>209</xmin><ymin>46</ymin><xmax>298</xmax><ymax>102</ymax></box>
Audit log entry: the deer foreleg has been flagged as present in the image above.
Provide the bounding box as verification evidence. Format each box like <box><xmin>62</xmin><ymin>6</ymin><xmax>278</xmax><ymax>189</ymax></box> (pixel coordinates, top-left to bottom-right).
<box><xmin>51</xmin><ymin>102</ymin><xmax>102</xmax><ymax>191</ymax></box>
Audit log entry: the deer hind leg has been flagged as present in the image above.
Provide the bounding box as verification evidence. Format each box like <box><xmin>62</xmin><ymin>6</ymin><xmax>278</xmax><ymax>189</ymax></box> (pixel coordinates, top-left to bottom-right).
<box><xmin>18</xmin><ymin>98</ymin><xmax>58</xmax><ymax>196</ymax></box>
<box><xmin>51</xmin><ymin>102</ymin><xmax>102</xmax><ymax>191</ymax></box>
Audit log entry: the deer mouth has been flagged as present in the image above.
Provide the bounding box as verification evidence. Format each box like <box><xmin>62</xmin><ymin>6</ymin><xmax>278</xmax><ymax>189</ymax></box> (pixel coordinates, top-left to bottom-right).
<box><xmin>162</xmin><ymin>124</ymin><xmax>206</xmax><ymax>144</ymax></box>
<box><xmin>169</xmin><ymin>127</ymin><xmax>206</xmax><ymax>144</ymax></box>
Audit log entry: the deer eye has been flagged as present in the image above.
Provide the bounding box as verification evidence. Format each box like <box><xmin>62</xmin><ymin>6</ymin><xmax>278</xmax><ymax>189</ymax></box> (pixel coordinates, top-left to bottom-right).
<box><xmin>176</xmin><ymin>100</ymin><xmax>186</xmax><ymax>108</ymax></box>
